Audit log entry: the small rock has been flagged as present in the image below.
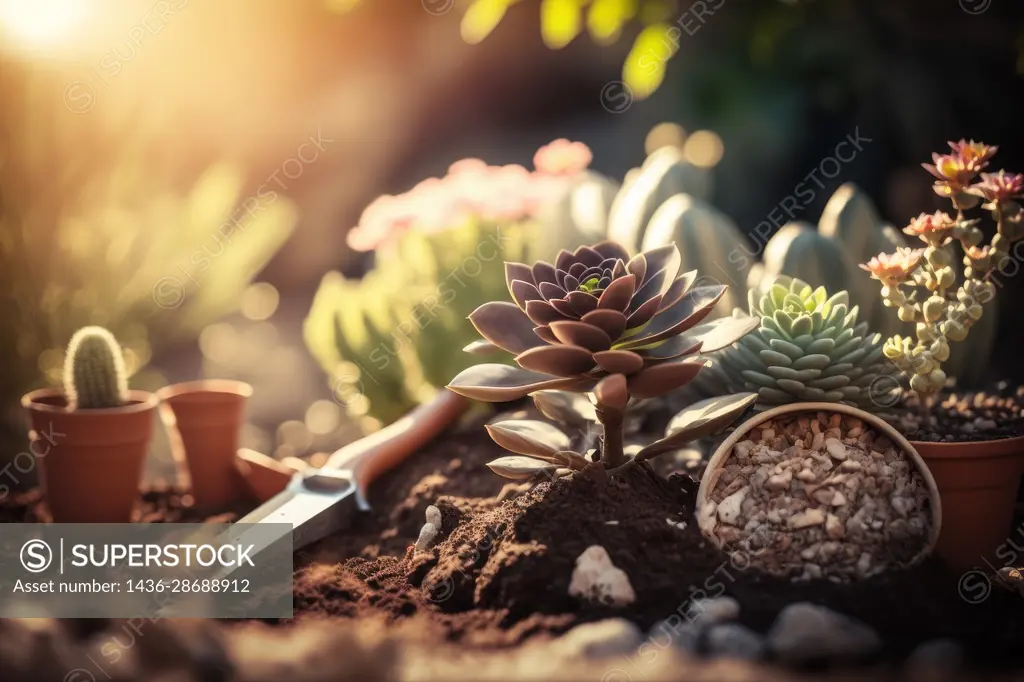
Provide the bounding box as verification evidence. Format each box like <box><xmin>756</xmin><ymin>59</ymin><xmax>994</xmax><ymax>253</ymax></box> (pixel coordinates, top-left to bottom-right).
<box><xmin>555</xmin><ymin>618</ymin><xmax>644</xmax><ymax>659</ymax></box>
<box><xmin>703</xmin><ymin>624</ymin><xmax>765</xmax><ymax>661</ymax></box>
<box><xmin>825</xmin><ymin>514</ymin><xmax>845</xmax><ymax>539</ymax></box>
<box><xmin>689</xmin><ymin>596</ymin><xmax>740</xmax><ymax>626</ymax></box>
<box><xmin>649</xmin><ymin>618</ymin><xmax>699</xmax><ymax>654</ymax></box>
<box><xmin>788</xmin><ymin>509</ymin><xmax>826</xmax><ymax>529</ymax></box>
<box><xmin>766</xmin><ymin>471</ymin><xmax>793</xmax><ymax>491</ymax></box>
<box><xmin>767</xmin><ymin>603</ymin><xmax>881</xmax><ymax>665</ymax></box>
<box><xmin>825</xmin><ymin>438</ymin><xmax>848</xmax><ymax>460</ymax></box>
<box><xmin>717</xmin><ymin>488</ymin><xmax>748</xmax><ymax>526</ymax></box>
<box><xmin>734</xmin><ymin>440</ymin><xmax>755</xmax><ymax>459</ymax></box>
<box><xmin>569</xmin><ymin>546</ymin><xmax>636</xmax><ymax>606</ymax></box>
<box><xmin>796</xmin><ymin>468</ymin><xmax>816</xmax><ymax>482</ymax></box>
<box><xmin>905</xmin><ymin>638</ymin><xmax>964</xmax><ymax>681</ymax></box>
<box><xmin>699</xmin><ymin>501</ymin><xmax>717</xmax><ymax>532</ymax></box>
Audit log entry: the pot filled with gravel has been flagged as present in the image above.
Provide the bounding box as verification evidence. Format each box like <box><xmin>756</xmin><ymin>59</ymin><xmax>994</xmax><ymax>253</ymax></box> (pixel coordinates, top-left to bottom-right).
<box><xmin>697</xmin><ymin>402</ymin><xmax>942</xmax><ymax>582</ymax></box>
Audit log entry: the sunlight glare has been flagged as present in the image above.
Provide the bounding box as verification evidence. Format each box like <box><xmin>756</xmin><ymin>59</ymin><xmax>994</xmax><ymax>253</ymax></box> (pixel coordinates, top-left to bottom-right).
<box><xmin>0</xmin><ymin>0</ymin><xmax>89</xmax><ymax>50</ymax></box>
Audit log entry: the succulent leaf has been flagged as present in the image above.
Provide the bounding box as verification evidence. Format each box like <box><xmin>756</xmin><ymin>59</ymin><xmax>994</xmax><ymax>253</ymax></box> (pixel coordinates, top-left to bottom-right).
<box><xmin>637</xmin><ymin>392</ymin><xmax>758</xmax><ymax>461</ymax></box>
<box><xmin>486</xmin><ymin>455</ymin><xmax>559</xmax><ymax>481</ymax></box>
<box><xmin>485</xmin><ymin>420</ymin><xmax>572</xmax><ymax>460</ymax></box>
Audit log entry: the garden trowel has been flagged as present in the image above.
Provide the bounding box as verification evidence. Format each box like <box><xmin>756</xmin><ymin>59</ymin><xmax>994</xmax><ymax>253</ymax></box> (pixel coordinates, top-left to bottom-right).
<box><xmin>226</xmin><ymin>391</ymin><xmax>468</xmax><ymax>564</ymax></box>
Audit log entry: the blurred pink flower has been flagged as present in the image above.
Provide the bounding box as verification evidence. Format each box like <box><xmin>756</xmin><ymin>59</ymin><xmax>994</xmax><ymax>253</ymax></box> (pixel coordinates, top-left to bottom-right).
<box><xmin>533</xmin><ymin>138</ymin><xmax>593</xmax><ymax>176</ymax></box>
<box><xmin>348</xmin><ymin>142</ymin><xmax>590</xmax><ymax>252</ymax></box>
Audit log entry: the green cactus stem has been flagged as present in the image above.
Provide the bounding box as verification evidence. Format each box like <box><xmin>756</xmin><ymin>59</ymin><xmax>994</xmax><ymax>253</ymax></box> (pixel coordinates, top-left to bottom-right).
<box><xmin>63</xmin><ymin>326</ymin><xmax>129</xmax><ymax>410</ymax></box>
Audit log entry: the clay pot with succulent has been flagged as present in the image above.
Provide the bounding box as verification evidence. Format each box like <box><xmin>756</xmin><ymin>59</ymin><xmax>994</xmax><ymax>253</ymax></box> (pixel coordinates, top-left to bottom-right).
<box><xmin>21</xmin><ymin>327</ymin><xmax>158</xmax><ymax>523</ymax></box>
<box><xmin>860</xmin><ymin>140</ymin><xmax>1024</xmax><ymax>569</ymax></box>
<box><xmin>447</xmin><ymin>241</ymin><xmax>759</xmax><ymax>480</ymax></box>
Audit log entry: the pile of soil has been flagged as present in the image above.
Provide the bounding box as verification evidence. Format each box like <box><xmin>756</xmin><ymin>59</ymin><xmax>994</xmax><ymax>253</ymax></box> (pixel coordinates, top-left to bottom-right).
<box><xmin>3</xmin><ymin>408</ymin><xmax>1024</xmax><ymax>667</ymax></box>
<box><xmin>899</xmin><ymin>385</ymin><xmax>1024</xmax><ymax>442</ymax></box>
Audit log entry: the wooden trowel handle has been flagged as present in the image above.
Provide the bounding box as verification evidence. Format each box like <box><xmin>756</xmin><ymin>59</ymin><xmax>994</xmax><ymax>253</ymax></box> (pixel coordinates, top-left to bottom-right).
<box><xmin>326</xmin><ymin>390</ymin><xmax>469</xmax><ymax>495</ymax></box>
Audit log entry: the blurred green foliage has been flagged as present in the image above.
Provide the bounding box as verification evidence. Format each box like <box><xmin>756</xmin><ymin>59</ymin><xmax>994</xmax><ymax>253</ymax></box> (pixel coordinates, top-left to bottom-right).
<box><xmin>0</xmin><ymin>66</ymin><xmax>297</xmax><ymax>440</ymax></box>
<box><xmin>305</xmin><ymin>218</ymin><xmax>541</xmax><ymax>430</ymax></box>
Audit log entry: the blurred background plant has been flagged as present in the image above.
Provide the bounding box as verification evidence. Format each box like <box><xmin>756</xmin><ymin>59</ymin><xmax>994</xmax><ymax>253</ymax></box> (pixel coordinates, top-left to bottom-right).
<box><xmin>304</xmin><ymin>142</ymin><xmax>602</xmax><ymax>430</ymax></box>
<box><xmin>0</xmin><ymin>59</ymin><xmax>296</xmax><ymax>452</ymax></box>
<box><xmin>0</xmin><ymin>0</ymin><xmax>1021</xmax><ymax>477</ymax></box>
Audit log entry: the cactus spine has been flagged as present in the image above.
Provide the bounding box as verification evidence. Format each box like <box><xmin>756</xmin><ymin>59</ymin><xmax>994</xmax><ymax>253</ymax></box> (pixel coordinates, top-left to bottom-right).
<box><xmin>63</xmin><ymin>326</ymin><xmax>128</xmax><ymax>409</ymax></box>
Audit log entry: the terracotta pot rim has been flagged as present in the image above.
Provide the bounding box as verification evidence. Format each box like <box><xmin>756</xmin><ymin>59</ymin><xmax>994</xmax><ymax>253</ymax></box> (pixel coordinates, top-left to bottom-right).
<box><xmin>22</xmin><ymin>388</ymin><xmax>158</xmax><ymax>415</ymax></box>
<box><xmin>697</xmin><ymin>401</ymin><xmax>943</xmax><ymax>569</ymax></box>
<box><xmin>910</xmin><ymin>434</ymin><xmax>1024</xmax><ymax>459</ymax></box>
<box><xmin>156</xmin><ymin>380</ymin><xmax>254</xmax><ymax>401</ymax></box>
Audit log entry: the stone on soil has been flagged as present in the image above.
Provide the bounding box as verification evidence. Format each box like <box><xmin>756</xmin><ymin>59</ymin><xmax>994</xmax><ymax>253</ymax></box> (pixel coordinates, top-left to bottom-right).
<box><xmin>767</xmin><ymin>602</ymin><xmax>881</xmax><ymax>664</ymax></box>
<box><xmin>555</xmin><ymin>619</ymin><xmax>643</xmax><ymax>660</ymax></box>
<box><xmin>568</xmin><ymin>546</ymin><xmax>636</xmax><ymax>607</ymax></box>
<box><xmin>703</xmin><ymin>623</ymin><xmax>765</xmax><ymax>661</ymax></box>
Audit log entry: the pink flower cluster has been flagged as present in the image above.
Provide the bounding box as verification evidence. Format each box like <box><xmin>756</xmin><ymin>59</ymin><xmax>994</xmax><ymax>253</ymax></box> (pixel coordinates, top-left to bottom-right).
<box><xmin>348</xmin><ymin>139</ymin><xmax>593</xmax><ymax>252</ymax></box>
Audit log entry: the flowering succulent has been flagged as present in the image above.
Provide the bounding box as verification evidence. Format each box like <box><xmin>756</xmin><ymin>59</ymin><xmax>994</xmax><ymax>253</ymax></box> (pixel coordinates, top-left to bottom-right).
<box><xmin>860</xmin><ymin>248</ymin><xmax>925</xmax><ymax>286</ymax></box>
<box><xmin>923</xmin><ymin>139</ymin><xmax>998</xmax><ymax>202</ymax></box>
<box><xmin>969</xmin><ymin>170</ymin><xmax>1024</xmax><ymax>207</ymax></box>
<box><xmin>862</xmin><ymin>141</ymin><xmax>1023</xmax><ymax>399</ymax></box>
<box><xmin>448</xmin><ymin>241</ymin><xmax>758</xmax><ymax>479</ymax></box>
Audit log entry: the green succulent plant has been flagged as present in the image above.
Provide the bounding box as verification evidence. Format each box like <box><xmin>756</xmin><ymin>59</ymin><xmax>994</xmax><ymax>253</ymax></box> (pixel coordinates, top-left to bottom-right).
<box><xmin>713</xmin><ymin>277</ymin><xmax>899</xmax><ymax>412</ymax></box>
<box><xmin>63</xmin><ymin>327</ymin><xmax>129</xmax><ymax>410</ymax></box>
<box><xmin>746</xmin><ymin>183</ymin><xmax>996</xmax><ymax>386</ymax></box>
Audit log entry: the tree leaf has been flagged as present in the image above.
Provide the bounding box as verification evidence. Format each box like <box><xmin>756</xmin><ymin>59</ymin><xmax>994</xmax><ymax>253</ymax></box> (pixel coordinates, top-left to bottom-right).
<box><xmin>461</xmin><ymin>0</ymin><xmax>512</xmax><ymax>44</ymax></box>
<box><xmin>541</xmin><ymin>0</ymin><xmax>582</xmax><ymax>49</ymax></box>
<box><xmin>532</xmin><ymin>390</ymin><xmax>598</xmax><ymax>425</ymax></box>
<box><xmin>636</xmin><ymin>392</ymin><xmax>758</xmax><ymax>461</ymax></box>
<box><xmin>486</xmin><ymin>455</ymin><xmax>558</xmax><ymax>481</ymax></box>
<box><xmin>447</xmin><ymin>364</ymin><xmax>585</xmax><ymax>402</ymax></box>
<box><xmin>587</xmin><ymin>0</ymin><xmax>635</xmax><ymax>45</ymax></box>
<box><xmin>485</xmin><ymin>419</ymin><xmax>571</xmax><ymax>460</ymax></box>
<box><xmin>623</xmin><ymin>23</ymin><xmax>677</xmax><ymax>100</ymax></box>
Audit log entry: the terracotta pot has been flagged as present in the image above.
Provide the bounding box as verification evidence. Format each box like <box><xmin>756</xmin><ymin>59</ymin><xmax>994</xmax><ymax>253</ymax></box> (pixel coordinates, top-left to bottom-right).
<box><xmin>234</xmin><ymin>448</ymin><xmax>304</xmax><ymax>503</ymax></box>
<box><xmin>697</xmin><ymin>402</ymin><xmax>943</xmax><ymax>570</ymax></box>
<box><xmin>912</xmin><ymin>436</ymin><xmax>1024</xmax><ymax>571</ymax></box>
<box><xmin>21</xmin><ymin>388</ymin><xmax>157</xmax><ymax>523</ymax></box>
<box><xmin>157</xmin><ymin>380</ymin><xmax>252</xmax><ymax>510</ymax></box>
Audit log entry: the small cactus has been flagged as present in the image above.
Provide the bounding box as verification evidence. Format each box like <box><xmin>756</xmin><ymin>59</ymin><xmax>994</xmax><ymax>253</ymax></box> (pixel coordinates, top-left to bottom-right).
<box><xmin>63</xmin><ymin>326</ymin><xmax>128</xmax><ymax>409</ymax></box>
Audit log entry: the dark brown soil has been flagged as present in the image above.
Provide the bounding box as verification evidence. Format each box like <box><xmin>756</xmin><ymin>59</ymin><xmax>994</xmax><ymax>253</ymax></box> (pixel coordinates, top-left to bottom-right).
<box><xmin>3</xmin><ymin>409</ymin><xmax>1024</xmax><ymax>667</ymax></box>
<box><xmin>900</xmin><ymin>386</ymin><xmax>1024</xmax><ymax>442</ymax></box>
